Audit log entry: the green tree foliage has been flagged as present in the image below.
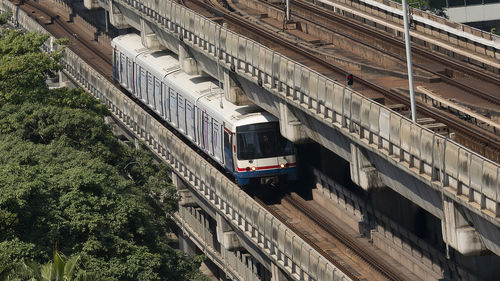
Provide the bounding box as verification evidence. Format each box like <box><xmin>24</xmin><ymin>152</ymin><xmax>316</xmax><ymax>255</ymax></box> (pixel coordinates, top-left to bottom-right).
<box><xmin>0</xmin><ymin>11</ymin><xmax>11</xmax><ymax>25</ymax></box>
<box><xmin>0</xmin><ymin>29</ymin><xmax>207</xmax><ymax>280</ymax></box>
<box><xmin>1</xmin><ymin>250</ymin><xmax>97</xmax><ymax>281</ymax></box>
<box><xmin>394</xmin><ymin>0</ymin><xmax>448</xmax><ymax>18</ymax></box>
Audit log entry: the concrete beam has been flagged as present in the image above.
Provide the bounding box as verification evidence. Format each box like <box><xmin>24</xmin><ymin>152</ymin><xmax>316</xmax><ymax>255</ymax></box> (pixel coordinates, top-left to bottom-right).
<box><xmin>216</xmin><ymin>213</ymin><xmax>242</xmax><ymax>251</ymax></box>
<box><xmin>271</xmin><ymin>262</ymin><xmax>292</xmax><ymax>281</ymax></box>
<box><xmin>140</xmin><ymin>18</ymin><xmax>164</xmax><ymax>50</ymax></box>
<box><xmin>223</xmin><ymin>68</ymin><xmax>252</xmax><ymax>105</ymax></box>
<box><xmin>442</xmin><ymin>197</ymin><xmax>487</xmax><ymax>256</ymax></box>
<box><xmin>83</xmin><ymin>0</ymin><xmax>99</xmax><ymax>10</ymax></box>
<box><xmin>109</xmin><ymin>1</ymin><xmax>130</xmax><ymax>29</ymax></box>
<box><xmin>172</xmin><ymin>173</ymin><xmax>197</xmax><ymax>207</ymax></box>
<box><xmin>178</xmin><ymin>229</ymin><xmax>197</xmax><ymax>255</ymax></box>
<box><xmin>350</xmin><ymin>144</ymin><xmax>385</xmax><ymax>191</ymax></box>
<box><xmin>179</xmin><ymin>42</ymin><xmax>201</xmax><ymax>76</ymax></box>
<box><xmin>279</xmin><ymin>100</ymin><xmax>309</xmax><ymax>143</ymax></box>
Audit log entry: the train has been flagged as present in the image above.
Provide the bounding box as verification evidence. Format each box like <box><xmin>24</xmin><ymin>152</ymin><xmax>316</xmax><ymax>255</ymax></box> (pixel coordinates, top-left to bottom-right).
<box><xmin>111</xmin><ymin>34</ymin><xmax>298</xmax><ymax>186</ymax></box>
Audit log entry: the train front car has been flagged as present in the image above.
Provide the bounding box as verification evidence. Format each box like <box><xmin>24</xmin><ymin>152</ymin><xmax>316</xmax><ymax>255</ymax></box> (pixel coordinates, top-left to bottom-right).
<box><xmin>233</xmin><ymin>114</ymin><xmax>297</xmax><ymax>186</ymax></box>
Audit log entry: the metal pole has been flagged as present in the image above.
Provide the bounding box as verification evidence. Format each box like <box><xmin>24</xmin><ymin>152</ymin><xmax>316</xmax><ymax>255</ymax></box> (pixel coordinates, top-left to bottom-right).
<box><xmin>402</xmin><ymin>0</ymin><xmax>417</xmax><ymax>123</ymax></box>
<box><xmin>105</xmin><ymin>10</ymin><xmax>109</xmax><ymax>33</ymax></box>
<box><xmin>286</xmin><ymin>0</ymin><xmax>290</xmax><ymax>21</ymax></box>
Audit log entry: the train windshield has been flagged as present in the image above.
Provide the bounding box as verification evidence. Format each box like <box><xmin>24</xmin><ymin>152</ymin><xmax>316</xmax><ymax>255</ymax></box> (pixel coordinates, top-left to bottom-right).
<box><xmin>236</xmin><ymin>122</ymin><xmax>294</xmax><ymax>160</ymax></box>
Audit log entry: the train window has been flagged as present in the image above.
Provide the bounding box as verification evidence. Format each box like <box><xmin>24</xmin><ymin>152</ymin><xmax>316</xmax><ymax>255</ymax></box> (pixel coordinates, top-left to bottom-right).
<box><xmin>186</xmin><ymin>101</ymin><xmax>195</xmax><ymax>141</ymax></box>
<box><xmin>236</xmin><ymin>122</ymin><xmax>294</xmax><ymax>160</ymax></box>
<box><xmin>223</xmin><ymin>129</ymin><xmax>234</xmax><ymax>171</ymax></box>
<box><xmin>178</xmin><ymin>94</ymin><xmax>186</xmax><ymax>134</ymax></box>
<box><xmin>169</xmin><ymin>88</ymin><xmax>178</xmax><ymax>127</ymax></box>
<box><xmin>140</xmin><ymin>67</ymin><xmax>147</xmax><ymax>103</ymax></box>
<box><xmin>154</xmin><ymin>77</ymin><xmax>162</xmax><ymax>115</ymax></box>
<box><xmin>213</xmin><ymin>119</ymin><xmax>222</xmax><ymax>161</ymax></box>
<box><xmin>147</xmin><ymin>72</ymin><xmax>155</xmax><ymax>108</ymax></box>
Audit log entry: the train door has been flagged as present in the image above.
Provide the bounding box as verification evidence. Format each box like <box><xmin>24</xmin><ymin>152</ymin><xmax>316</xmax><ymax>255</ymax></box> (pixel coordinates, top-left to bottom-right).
<box><xmin>178</xmin><ymin>94</ymin><xmax>186</xmax><ymax>134</ymax></box>
<box><xmin>154</xmin><ymin>77</ymin><xmax>162</xmax><ymax>116</ymax></box>
<box><xmin>147</xmin><ymin>71</ymin><xmax>155</xmax><ymax>109</ymax></box>
<box><xmin>133</xmin><ymin>62</ymin><xmax>139</xmax><ymax>97</ymax></box>
<box><xmin>140</xmin><ymin>67</ymin><xmax>147</xmax><ymax>103</ymax></box>
<box><xmin>163</xmin><ymin>83</ymin><xmax>170</xmax><ymax>121</ymax></box>
<box><xmin>201</xmin><ymin>112</ymin><xmax>212</xmax><ymax>155</ymax></box>
<box><xmin>124</xmin><ymin>57</ymin><xmax>129</xmax><ymax>89</ymax></box>
<box><xmin>127</xmin><ymin>58</ymin><xmax>133</xmax><ymax>91</ymax></box>
<box><xmin>169</xmin><ymin>88</ymin><xmax>178</xmax><ymax>127</ymax></box>
<box><xmin>112</xmin><ymin>48</ymin><xmax>118</xmax><ymax>81</ymax></box>
<box><xmin>119</xmin><ymin>53</ymin><xmax>126</xmax><ymax>86</ymax></box>
<box><xmin>223</xmin><ymin>129</ymin><xmax>234</xmax><ymax>172</ymax></box>
<box><xmin>196</xmin><ymin>108</ymin><xmax>204</xmax><ymax>148</ymax></box>
<box><xmin>186</xmin><ymin>100</ymin><xmax>195</xmax><ymax>141</ymax></box>
<box><xmin>213</xmin><ymin>119</ymin><xmax>222</xmax><ymax>162</ymax></box>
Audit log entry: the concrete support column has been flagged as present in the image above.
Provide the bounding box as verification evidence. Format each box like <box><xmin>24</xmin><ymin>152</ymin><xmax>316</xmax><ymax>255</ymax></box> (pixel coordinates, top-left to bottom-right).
<box><xmin>140</xmin><ymin>18</ymin><xmax>163</xmax><ymax>50</ymax></box>
<box><xmin>178</xmin><ymin>43</ymin><xmax>201</xmax><ymax>76</ymax></box>
<box><xmin>215</xmin><ymin>213</ymin><xmax>242</xmax><ymax>251</ymax></box>
<box><xmin>350</xmin><ymin>144</ymin><xmax>385</xmax><ymax>191</ymax></box>
<box><xmin>173</xmin><ymin>172</ymin><xmax>197</xmax><ymax>207</ymax></box>
<box><xmin>271</xmin><ymin>262</ymin><xmax>291</xmax><ymax>281</ymax></box>
<box><xmin>442</xmin><ymin>197</ymin><xmax>487</xmax><ymax>256</ymax></box>
<box><xmin>109</xmin><ymin>1</ymin><xmax>130</xmax><ymax>29</ymax></box>
<box><xmin>279</xmin><ymin>101</ymin><xmax>309</xmax><ymax>143</ymax></box>
<box><xmin>178</xmin><ymin>229</ymin><xmax>197</xmax><ymax>255</ymax></box>
<box><xmin>58</xmin><ymin>71</ymin><xmax>74</xmax><ymax>88</ymax></box>
<box><xmin>83</xmin><ymin>0</ymin><xmax>99</xmax><ymax>10</ymax></box>
<box><xmin>223</xmin><ymin>68</ymin><xmax>251</xmax><ymax>105</ymax></box>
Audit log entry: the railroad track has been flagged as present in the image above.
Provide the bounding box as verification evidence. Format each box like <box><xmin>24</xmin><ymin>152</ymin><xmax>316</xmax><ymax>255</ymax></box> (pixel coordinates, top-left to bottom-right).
<box><xmin>187</xmin><ymin>0</ymin><xmax>500</xmax><ymax>162</ymax></box>
<box><xmin>285</xmin><ymin>0</ymin><xmax>500</xmax><ymax>106</ymax></box>
<box><xmin>18</xmin><ymin>0</ymin><xmax>112</xmax><ymax>80</ymax></box>
<box><xmin>254</xmin><ymin>193</ymin><xmax>408</xmax><ymax>281</ymax></box>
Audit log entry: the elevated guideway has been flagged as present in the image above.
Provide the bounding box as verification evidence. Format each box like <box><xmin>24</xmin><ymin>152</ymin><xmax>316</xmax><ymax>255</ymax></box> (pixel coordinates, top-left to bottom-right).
<box><xmin>85</xmin><ymin>0</ymin><xmax>500</xmax><ymax>257</ymax></box>
<box><xmin>0</xmin><ymin>1</ymin><xmax>355</xmax><ymax>279</ymax></box>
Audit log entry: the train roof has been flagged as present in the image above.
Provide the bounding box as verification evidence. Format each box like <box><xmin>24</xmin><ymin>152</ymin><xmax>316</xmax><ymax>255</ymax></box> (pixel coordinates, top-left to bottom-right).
<box><xmin>111</xmin><ymin>33</ymin><xmax>150</xmax><ymax>59</ymax></box>
<box><xmin>136</xmin><ymin>50</ymin><xmax>180</xmax><ymax>79</ymax></box>
<box><xmin>113</xmin><ymin>34</ymin><xmax>278</xmax><ymax>129</ymax></box>
<box><xmin>168</xmin><ymin>71</ymin><xmax>275</xmax><ymax>128</ymax></box>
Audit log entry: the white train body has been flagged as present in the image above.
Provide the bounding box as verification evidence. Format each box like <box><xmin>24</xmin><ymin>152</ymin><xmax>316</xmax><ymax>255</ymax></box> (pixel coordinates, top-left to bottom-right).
<box><xmin>112</xmin><ymin>34</ymin><xmax>297</xmax><ymax>185</ymax></box>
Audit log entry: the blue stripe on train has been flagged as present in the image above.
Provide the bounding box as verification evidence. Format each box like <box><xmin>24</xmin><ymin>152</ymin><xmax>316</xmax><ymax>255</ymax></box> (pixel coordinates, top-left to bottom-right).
<box><xmin>235</xmin><ymin>167</ymin><xmax>298</xmax><ymax>185</ymax></box>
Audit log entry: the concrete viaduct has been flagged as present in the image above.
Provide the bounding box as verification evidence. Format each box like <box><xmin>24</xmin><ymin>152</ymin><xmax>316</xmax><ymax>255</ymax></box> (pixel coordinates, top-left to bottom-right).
<box><xmin>2</xmin><ymin>0</ymin><xmax>500</xmax><ymax>279</ymax></box>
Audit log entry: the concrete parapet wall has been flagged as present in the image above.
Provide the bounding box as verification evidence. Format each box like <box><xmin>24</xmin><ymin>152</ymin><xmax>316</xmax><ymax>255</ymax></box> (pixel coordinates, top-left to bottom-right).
<box><xmin>94</xmin><ymin>0</ymin><xmax>500</xmax><ymax>231</ymax></box>
<box><xmin>0</xmin><ymin>2</ymin><xmax>354</xmax><ymax>280</ymax></box>
<box><xmin>311</xmin><ymin>168</ymin><xmax>479</xmax><ymax>280</ymax></box>
<box><xmin>176</xmin><ymin>206</ymin><xmax>262</xmax><ymax>281</ymax></box>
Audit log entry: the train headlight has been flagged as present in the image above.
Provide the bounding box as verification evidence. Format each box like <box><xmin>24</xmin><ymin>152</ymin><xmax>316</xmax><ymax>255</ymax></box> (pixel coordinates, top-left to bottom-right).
<box><xmin>251</xmin><ymin>166</ymin><xmax>256</xmax><ymax>171</ymax></box>
<box><xmin>280</xmin><ymin>163</ymin><xmax>285</xmax><ymax>168</ymax></box>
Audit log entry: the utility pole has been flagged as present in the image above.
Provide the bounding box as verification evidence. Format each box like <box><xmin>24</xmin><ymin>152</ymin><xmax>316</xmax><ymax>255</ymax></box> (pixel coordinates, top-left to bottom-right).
<box><xmin>285</xmin><ymin>0</ymin><xmax>290</xmax><ymax>21</ymax></box>
<box><xmin>402</xmin><ymin>0</ymin><xmax>417</xmax><ymax>123</ymax></box>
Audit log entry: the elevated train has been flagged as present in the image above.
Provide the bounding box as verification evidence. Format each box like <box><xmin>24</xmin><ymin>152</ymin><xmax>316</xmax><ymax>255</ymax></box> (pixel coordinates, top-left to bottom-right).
<box><xmin>112</xmin><ymin>34</ymin><xmax>297</xmax><ymax>185</ymax></box>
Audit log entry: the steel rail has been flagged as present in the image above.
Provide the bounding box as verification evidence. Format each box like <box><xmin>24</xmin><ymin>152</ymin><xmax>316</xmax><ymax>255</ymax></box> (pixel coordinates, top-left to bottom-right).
<box><xmin>20</xmin><ymin>0</ymin><xmax>112</xmax><ymax>79</ymax></box>
<box><xmin>283</xmin><ymin>193</ymin><xmax>404</xmax><ymax>281</ymax></box>
<box><xmin>252</xmin><ymin>196</ymin><xmax>362</xmax><ymax>281</ymax></box>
